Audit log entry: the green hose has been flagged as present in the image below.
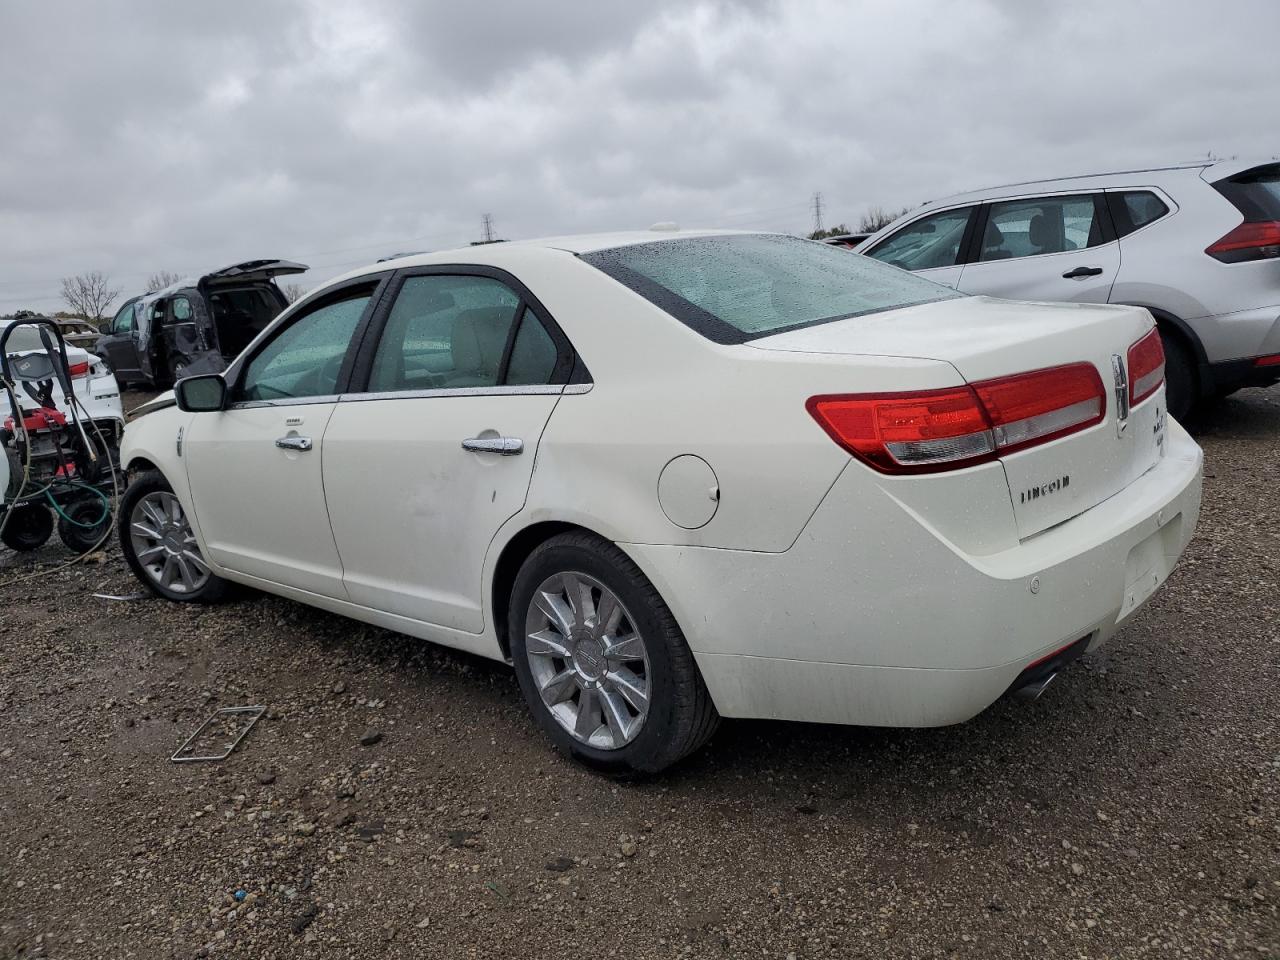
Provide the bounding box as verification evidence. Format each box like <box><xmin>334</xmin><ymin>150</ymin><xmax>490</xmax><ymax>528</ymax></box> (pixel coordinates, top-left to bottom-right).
<box><xmin>45</xmin><ymin>482</ymin><xmax>111</xmax><ymax>528</ymax></box>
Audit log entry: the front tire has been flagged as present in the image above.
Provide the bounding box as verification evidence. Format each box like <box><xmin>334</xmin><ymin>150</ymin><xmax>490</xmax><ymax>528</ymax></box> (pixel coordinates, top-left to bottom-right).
<box><xmin>509</xmin><ymin>531</ymin><xmax>718</xmax><ymax>775</ymax></box>
<box><xmin>118</xmin><ymin>471</ymin><xmax>228</xmax><ymax>602</ymax></box>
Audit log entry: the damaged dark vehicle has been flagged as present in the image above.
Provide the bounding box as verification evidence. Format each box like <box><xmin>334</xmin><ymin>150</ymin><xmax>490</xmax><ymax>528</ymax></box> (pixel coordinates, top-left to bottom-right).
<box><xmin>95</xmin><ymin>260</ymin><xmax>307</xmax><ymax>386</ymax></box>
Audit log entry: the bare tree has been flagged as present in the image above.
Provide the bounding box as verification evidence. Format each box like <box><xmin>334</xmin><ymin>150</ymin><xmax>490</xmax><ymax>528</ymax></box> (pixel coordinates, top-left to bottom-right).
<box><xmin>858</xmin><ymin>205</ymin><xmax>912</xmax><ymax>234</ymax></box>
<box><xmin>282</xmin><ymin>283</ymin><xmax>307</xmax><ymax>304</ymax></box>
<box><xmin>147</xmin><ymin>270</ymin><xmax>181</xmax><ymax>293</ymax></box>
<box><xmin>59</xmin><ymin>271</ymin><xmax>121</xmax><ymax>322</ymax></box>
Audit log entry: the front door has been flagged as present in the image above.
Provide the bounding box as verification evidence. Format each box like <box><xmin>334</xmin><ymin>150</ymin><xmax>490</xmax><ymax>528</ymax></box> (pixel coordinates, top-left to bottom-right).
<box><xmin>860</xmin><ymin>205</ymin><xmax>976</xmax><ymax>290</ymax></box>
<box><xmin>322</xmin><ymin>270</ymin><xmax>574</xmax><ymax>632</ymax></box>
<box><xmin>956</xmin><ymin>194</ymin><xmax>1121</xmax><ymax>304</ymax></box>
<box><xmin>182</xmin><ymin>280</ymin><xmax>382</xmax><ymax>596</ymax></box>
<box><xmin>101</xmin><ymin>301</ymin><xmax>143</xmax><ymax>381</ymax></box>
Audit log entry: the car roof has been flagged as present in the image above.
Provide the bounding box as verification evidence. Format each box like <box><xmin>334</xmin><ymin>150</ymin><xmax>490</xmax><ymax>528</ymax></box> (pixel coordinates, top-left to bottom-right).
<box><xmin>323</xmin><ymin>228</ymin><xmax>770</xmax><ymax>287</ymax></box>
<box><xmin>915</xmin><ymin>157</ymin><xmax>1277</xmax><ymax>211</ymax></box>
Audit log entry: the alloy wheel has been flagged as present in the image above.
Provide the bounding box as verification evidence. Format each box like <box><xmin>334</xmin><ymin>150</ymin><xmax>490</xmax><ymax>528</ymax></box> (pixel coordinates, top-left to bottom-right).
<box><xmin>523</xmin><ymin>571</ymin><xmax>651</xmax><ymax>750</ymax></box>
<box><xmin>128</xmin><ymin>491</ymin><xmax>211</xmax><ymax>594</ymax></box>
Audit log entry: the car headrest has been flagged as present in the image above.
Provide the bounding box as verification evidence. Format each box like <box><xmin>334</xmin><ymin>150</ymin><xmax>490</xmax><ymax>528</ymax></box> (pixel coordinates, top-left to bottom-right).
<box><xmin>451</xmin><ymin>307</ymin><xmax>511</xmax><ymax>378</ymax></box>
<box><xmin>983</xmin><ymin>220</ymin><xmax>1005</xmax><ymax>248</ymax></box>
<box><xmin>1028</xmin><ymin>212</ymin><xmax>1051</xmax><ymax>249</ymax></box>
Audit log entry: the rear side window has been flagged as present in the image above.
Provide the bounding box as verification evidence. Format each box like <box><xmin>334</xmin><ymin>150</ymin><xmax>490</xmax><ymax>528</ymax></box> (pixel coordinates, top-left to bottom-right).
<box><xmin>979</xmin><ymin>195</ymin><xmax>1104</xmax><ymax>261</ymax></box>
<box><xmin>582</xmin><ymin>234</ymin><xmax>957</xmax><ymax>344</ymax></box>
<box><xmin>1213</xmin><ymin>164</ymin><xmax>1280</xmax><ymax>221</ymax></box>
<box><xmin>369</xmin><ymin>275</ymin><xmax>521</xmax><ymax>392</ymax></box>
<box><xmin>1107</xmin><ymin>190</ymin><xmax>1170</xmax><ymax>238</ymax></box>
<box><xmin>504</xmin><ymin>312</ymin><xmax>559</xmax><ymax>386</ymax></box>
<box><xmin>864</xmin><ymin>207</ymin><xmax>973</xmax><ymax>271</ymax></box>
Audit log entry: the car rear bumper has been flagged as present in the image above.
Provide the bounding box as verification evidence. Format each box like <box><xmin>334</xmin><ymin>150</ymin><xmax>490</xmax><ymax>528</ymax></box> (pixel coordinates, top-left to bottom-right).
<box><xmin>1206</xmin><ymin>355</ymin><xmax>1280</xmax><ymax>394</ymax></box>
<box><xmin>1194</xmin><ymin>303</ymin><xmax>1280</xmax><ymax>375</ymax></box>
<box><xmin>623</xmin><ymin>420</ymin><xmax>1203</xmax><ymax>727</ymax></box>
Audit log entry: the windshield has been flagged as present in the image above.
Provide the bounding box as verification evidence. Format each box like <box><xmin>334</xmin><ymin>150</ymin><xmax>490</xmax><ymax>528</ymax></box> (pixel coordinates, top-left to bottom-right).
<box><xmin>580</xmin><ymin>234</ymin><xmax>958</xmax><ymax>344</ymax></box>
<box><xmin>3</xmin><ymin>325</ymin><xmax>55</xmax><ymax>353</ymax></box>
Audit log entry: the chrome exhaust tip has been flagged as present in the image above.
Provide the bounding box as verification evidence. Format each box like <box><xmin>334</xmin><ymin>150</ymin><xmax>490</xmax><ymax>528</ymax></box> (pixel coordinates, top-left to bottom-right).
<box><xmin>1014</xmin><ymin>671</ymin><xmax>1058</xmax><ymax>702</ymax></box>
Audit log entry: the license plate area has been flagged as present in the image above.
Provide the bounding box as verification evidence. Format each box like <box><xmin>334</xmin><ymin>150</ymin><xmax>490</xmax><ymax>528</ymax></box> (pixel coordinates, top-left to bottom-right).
<box><xmin>1117</xmin><ymin>513</ymin><xmax>1183</xmax><ymax>623</ymax></box>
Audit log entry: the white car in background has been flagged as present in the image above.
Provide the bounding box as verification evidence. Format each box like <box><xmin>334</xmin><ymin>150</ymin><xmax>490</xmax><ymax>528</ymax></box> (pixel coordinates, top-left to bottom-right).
<box><xmin>3</xmin><ymin>323</ymin><xmax>125</xmax><ymax>446</ymax></box>
<box><xmin>860</xmin><ymin>159</ymin><xmax>1280</xmax><ymax>418</ymax></box>
<box><xmin>117</xmin><ymin>231</ymin><xmax>1202</xmax><ymax>773</ymax></box>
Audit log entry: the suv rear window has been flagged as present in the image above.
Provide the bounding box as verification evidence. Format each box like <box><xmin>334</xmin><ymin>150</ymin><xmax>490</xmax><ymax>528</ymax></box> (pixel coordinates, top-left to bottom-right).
<box><xmin>580</xmin><ymin>234</ymin><xmax>958</xmax><ymax>344</ymax></box>
<box><xmin>1213</xmin><ymin>163</ymin><xmax>1280</xmax><ymax>221</ymax></box>
<box><xmin>1107</xmin><ymin>190</ymin><xmax>1170</xmax><ymax>238</ymax></box>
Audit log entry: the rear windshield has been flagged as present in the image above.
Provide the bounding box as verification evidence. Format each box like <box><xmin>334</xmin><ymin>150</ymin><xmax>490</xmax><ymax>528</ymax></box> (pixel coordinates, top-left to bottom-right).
<box><xmin>580</xmin><ymin>234</ymin><xmax>958</xmax><ymax>344</ymax></box>
<box><xmin>1213</xmin><ymin>163</ymin><xmax>1280</xmax><ymax>221</ymax></box>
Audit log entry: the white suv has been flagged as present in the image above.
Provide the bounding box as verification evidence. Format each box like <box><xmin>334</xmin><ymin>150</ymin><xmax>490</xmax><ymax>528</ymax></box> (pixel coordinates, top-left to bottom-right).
<box><xmin>861</xmin><ymin>159</ymin><xmax>1280</xmax><ymax>418</ymax></box>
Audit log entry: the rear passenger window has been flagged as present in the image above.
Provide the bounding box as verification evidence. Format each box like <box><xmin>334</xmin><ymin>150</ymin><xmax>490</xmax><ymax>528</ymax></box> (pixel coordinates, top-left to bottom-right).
<box><xmin>368</xmin><ymin>275</ymin><xmax>565</xmax><ymax>392</ymax></box>
<box><xmin>504</xmin><ymin>311</ymin><xmax>559</xmax><ymax>386</ymax></box>
<box><xmin>979</xmin><ymin>195</ymin><xmax>1104</xmax><ymax>261</ymax></box>
<box><xmin>1107</xmin><ymin>190</ymin><xmax>1170</xmax><ymax>238</ymax></box>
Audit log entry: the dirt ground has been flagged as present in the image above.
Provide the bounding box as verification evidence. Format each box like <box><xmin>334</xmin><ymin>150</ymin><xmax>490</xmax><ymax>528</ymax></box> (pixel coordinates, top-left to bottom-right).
<box><xmin>1</xmin><ymin>388</ymin><xmax>1277</xmax><ymax>960</ymax></box>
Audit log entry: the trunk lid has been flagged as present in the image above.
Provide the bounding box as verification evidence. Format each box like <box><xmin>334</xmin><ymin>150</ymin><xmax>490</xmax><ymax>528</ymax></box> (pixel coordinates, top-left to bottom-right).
<box><xmin>752</xmin><ymin>296</ymin><xmax>1167</xmax><ymax>539</ymax></box>
<box><xmin>204</xmin><ymin>259</ymin><xmax>308</xmax><ymax>285</ymax></box>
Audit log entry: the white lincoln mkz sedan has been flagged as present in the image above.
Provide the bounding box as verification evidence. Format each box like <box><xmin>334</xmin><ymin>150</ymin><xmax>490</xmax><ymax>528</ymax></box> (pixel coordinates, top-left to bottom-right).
<box><xmin>118</xmin><ymin>230</ymin><xmax>1203</xmax><ymax>773</ymax></box>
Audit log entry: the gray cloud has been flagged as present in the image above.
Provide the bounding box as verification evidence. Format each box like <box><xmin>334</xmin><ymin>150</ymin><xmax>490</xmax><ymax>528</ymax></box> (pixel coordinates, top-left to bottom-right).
<box><xmin>0</xmin><ymin>0</ymin><xmax>1275</xmax><ymax>313</ymax></box>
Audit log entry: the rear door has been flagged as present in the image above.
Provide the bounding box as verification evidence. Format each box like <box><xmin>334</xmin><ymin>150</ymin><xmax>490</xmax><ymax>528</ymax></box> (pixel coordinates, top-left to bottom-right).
<box><xmin>861</xmin><ymin>205</ymin><xmax>977</xmax><ymax>289</ymax></box>
<box><xmin>956</xmin><ymin>193</ymin><xmax>1121</xmax><ymax>303</ymax></box>
<box><xmin>321</xmin><ymin>268</ymin><xmax>576</xmax><ymax>632</ymax></box>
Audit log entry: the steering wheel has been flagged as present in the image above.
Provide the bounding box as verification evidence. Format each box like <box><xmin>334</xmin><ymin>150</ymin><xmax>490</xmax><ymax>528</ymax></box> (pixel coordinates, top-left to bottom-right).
<box><xmin>292</xmin><ymin>353</ymin><xmax>345</xmax><ymax>397</ymax></box>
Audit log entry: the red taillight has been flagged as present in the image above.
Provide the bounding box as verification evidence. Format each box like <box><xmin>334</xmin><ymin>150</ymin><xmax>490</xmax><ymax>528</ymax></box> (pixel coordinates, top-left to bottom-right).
<box><xmin>973</xmin><ymin>364</ymin><xmax>1106</xmax><ymax>456</ymax></box>
<box><xmin>67</xmin><ymin>361</ymin><xmax>90</xmax><ymax>378</ymax></box>
<box><xmin>1256</xmin><ymin>353</ymin><xmax>1280</xmax><ymax>368</ymax></box>
<box><xmin>1205</xmin><ymin>221</ymin><xmax>1280</xmax><ymax>263</ymax></box>
<box><xmin>807</xmin><ymin>362</ymin><xmax>1105</xmax><ymax>475</ymax></box>
<box><xmin>1126</xmin><ymin>328</ymin><xmax>1165</xmax><ymax>407</ymax></box>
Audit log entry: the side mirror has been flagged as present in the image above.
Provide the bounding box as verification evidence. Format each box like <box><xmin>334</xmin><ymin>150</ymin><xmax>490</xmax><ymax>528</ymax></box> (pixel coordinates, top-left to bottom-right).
<box><xmin>174</xmin><ymin>373</ymin><xmax>227</xmax><ymax>412</ymax></box>
<box><xmin>98</xmin><ymin>322</ymin><xmax>111</xmax><ymax>335</ymax></box>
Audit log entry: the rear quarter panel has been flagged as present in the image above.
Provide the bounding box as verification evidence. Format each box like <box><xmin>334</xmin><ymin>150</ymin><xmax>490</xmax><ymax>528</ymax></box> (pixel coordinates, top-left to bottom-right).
<box><xmin>503</xmin><ymin>250</ymin><xmax>969</xmax><ymax>551</ymax></box>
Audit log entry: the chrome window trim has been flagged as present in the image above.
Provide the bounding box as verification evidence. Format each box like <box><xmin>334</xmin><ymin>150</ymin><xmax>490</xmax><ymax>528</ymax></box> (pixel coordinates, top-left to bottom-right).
<box><xmin>228</xmin><ymin>394</ymin><xmax>342</xmax><ymax>410</ymax></box>
<box><xmin>225</xmin><ymin>382</ymin><xmax>593</xmax><ymax>410</ymax></box>
<box><xmin>335</xmin><ymin>383</ymin><xmax>590</xmax><ymax>404</ymax></box>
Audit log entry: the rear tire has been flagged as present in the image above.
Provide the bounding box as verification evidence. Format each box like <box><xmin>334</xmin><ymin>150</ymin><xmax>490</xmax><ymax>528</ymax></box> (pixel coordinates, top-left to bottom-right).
<box><xmin>118</xmin><ymin>470</ymin><xmax>228</xmax><ymax>603</ymax></box>
<box><xmin>1159</xmin><ymin>329</ymin><xmax>1196</xmax><ymax>421</ymax></box>
<box><xmin>1</xmin><ymin>503</ymin><xmax>54</xmax><ymax>552</ymax></box>
<box><xmin>509</xmin><ymin>531</ymin><xmax>719</xmax><ymax>775</ymax></box>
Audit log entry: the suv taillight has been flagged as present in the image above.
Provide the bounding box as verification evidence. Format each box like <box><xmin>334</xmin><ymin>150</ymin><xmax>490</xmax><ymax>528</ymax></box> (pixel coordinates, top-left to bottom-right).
<box><xmin>807</xmin><ymin>362</ymin><xmax>1106</xmax><ymax>475</ymax></box>
<box><xmin>1126</xmin><ymin>328</ymin><xmax>1165</xmax><ymax>407</ymax></box>
<box><xmin>67</xmin><ymin>361</ymin><xmax>90</xmax><ymax>378</ymax></box>
<box><xmin>1205</xmin><ymin>220</ymin><xmax>1280</xmax><ymax>263</ymax></box>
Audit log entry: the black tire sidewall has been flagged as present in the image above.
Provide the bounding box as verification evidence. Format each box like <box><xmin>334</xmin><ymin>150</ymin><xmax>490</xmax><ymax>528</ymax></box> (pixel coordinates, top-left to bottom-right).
<box><xmin>1</xmin><ymin>503</ymin><xmax>54</xmax><ymax>551</ymax></box>
<box><xmin>57</xmin><ymin>497</ymin><xmax>111</xmax><ymax>553</ymax></box>
<box><xmin>118</xmin><ymin>471</ymin><xmax>226</xmax><ymax>603</ymax></box>
<box><xmin>1159</xmin><ymin>330</ymin><xmax>1195</xmax><ymax>421</ymax></box>
<box><xmin>508</xmin><ymin>539</ymin><xmax>685</xmax><ymax>774</ymax></box>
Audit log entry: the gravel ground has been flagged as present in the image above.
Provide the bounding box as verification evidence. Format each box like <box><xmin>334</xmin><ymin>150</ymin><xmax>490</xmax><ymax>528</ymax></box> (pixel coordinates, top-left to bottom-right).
<box><xmin>1</xmin><ymin>388</ymin><xmax>1277</xmax><ymax>959</ymax></box>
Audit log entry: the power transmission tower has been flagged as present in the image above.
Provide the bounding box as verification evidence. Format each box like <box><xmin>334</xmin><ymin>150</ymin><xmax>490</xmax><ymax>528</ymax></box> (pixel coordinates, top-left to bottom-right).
<box><xmin>811</xmin><ymin>192</ymin><xmax>824</xmax><ymax>236</ymax></box>
<box><xmin>481</xmin><ymin>213</ymin><xmax>495</xmax><ymax>244</ymax></box>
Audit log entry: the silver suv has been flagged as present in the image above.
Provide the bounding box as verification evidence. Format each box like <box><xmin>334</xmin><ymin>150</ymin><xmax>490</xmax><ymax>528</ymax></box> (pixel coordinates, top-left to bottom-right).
<box><xmin>861</xmin><ymin>159</ymin><xmax>1280</xmax><ymax>417</ymax></box>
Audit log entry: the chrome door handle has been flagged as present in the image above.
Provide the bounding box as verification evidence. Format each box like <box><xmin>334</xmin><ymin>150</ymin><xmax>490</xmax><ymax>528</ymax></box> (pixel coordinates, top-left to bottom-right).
<box><xmin>461</xmin><ymin>436</ymin><xmax>523</xmax><ymax>456</ymax></box>
<box><xmin>275</xmin><ymin>436</ymin><xmax>313</xmax><ymax>451</ymax></box>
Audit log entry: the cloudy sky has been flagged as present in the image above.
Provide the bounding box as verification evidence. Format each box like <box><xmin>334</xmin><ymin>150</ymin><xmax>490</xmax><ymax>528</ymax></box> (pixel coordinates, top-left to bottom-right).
<box><xmin>0</xmin><ymin>0</ymin><xmax>1276</xmax><ymax>315</ymax></box>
